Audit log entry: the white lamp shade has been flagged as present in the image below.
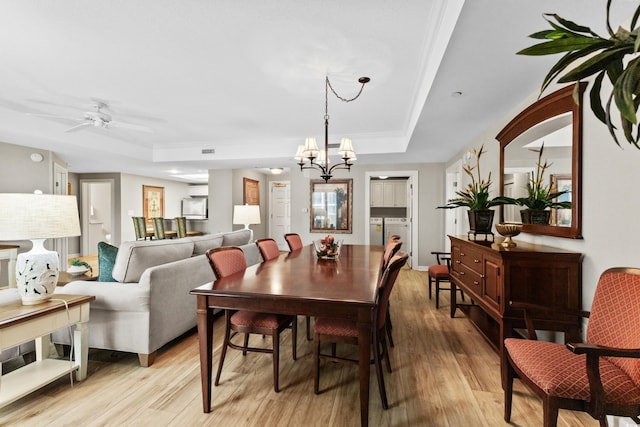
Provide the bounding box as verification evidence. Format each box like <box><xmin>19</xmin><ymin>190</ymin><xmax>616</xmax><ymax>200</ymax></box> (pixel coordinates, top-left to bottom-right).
<box><xmin>303</xmin><ymin>137</ymin><xmax>319</xmax><ymax>159</ymax></box>
<box><xmin>0</xmin><ymin>193</ymin><xmax>81</xmax><ymax>240</ymax></box>
<box><xmin>233</xmin><ymin>204</ymin><xmax>261</xmax><ymax>225</ymax></box>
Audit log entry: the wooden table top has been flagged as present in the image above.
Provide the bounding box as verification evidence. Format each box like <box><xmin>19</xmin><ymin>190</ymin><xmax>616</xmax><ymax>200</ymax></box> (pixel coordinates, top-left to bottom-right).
<box><xmin>192</xmin><ymin>244</ymin><xmax>382</xmax><ymax>307</ymax></box>
<box><xmin>0</xmin><ymin>293</ymin><xmax>95</xmax><ymax>329</ymax></box>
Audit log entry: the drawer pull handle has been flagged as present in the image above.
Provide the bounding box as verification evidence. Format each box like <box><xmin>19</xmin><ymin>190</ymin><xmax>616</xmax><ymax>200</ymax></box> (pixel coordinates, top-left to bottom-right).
<box><xmin>474</xmin><ymin>259</ymin><xmax>480</xmax><ymax>263</ymax></box>
<box><xmin>473</xmin><ymin>281</ymin><xmax>479</xmax><ymax>285</ymax></box>
<box><xmin>455</xmin><ymin>260</ymin><xmax>461</xmax><ymax>264</ymax></box>
<box><xmin>480</xmin><ymin>274</ymin><xmax>485</xmax><ymax>278</ymax></box>
<box><xmin>460</xmin><ymin>252</ymin><xmax>465</xmax><ymax>256</ymax></box>
<box><xmin>459</xmin><ymin>271</ymin><xmax>465</xmax><ymax>275</ymax></box>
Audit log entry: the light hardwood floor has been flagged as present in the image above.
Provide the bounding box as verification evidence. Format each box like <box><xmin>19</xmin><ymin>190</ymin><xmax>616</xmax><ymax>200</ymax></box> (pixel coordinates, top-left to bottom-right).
<box><xmin>0</xmin><ymin>268</ymin><xmax>599</xmax><ymax>426</ymax></box>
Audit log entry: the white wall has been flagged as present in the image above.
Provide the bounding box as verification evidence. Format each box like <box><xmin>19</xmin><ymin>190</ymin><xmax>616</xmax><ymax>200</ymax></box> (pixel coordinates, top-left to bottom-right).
<box><xmin>444</xmin><ymin>84</ymin><xmax>640</xmax><ymax>311</ymax></box>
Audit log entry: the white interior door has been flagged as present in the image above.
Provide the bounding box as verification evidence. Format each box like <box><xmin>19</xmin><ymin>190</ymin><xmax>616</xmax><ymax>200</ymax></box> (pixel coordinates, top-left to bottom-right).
<box><xmin>269</xmin><ymin>181</ymin><xmax>291</xmax><ymax>251</ymax></box>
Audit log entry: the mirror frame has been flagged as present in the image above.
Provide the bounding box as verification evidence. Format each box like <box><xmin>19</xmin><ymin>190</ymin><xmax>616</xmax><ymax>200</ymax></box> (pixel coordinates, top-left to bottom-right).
<box><xmin>497</xmin><ymin>83</ymin><xmax>585</xmax><ymax>239</ymax></box>
<box><xmin>309</xmin><ymin>178</ymin><xmax>353</xmax><ymax>234</ymax></box>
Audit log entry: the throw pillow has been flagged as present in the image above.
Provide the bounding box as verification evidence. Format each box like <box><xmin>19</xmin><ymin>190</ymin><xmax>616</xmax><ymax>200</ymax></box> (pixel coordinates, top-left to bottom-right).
<box><xmin>97</xmin><ymin>241</ymin><xmax>118</xmax><ymax>282</ymax></box>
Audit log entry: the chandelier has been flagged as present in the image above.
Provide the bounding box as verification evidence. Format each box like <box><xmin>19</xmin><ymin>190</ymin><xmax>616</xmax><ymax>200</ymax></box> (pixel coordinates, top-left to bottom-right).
<box><xmin>294</xmin><ymin>75</ymin><xmax>370</xmax><ymax>182</ymax></box>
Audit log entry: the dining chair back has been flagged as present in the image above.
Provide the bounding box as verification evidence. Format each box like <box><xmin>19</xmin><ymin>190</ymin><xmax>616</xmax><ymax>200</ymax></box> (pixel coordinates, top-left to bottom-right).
<box><xmin>151</xmin><ymin>217</ymin><xmax>177</xmax><ymax>239</ymax></box>
<box><xmin>379</xmin><ymin>235</ymin><xmax>402</xmax><ymax>278</ymax></box>
<box><xmin>256</xmin><ymin>238</ymin><xmax>280</xmax><ymax>261</ymax></box>
<box><xmin>132</xmin><ymin>216</ymin><xmax>147</xmax><ymax>240</ymax></box>
<box><xmin>504</xmin><ymin>267</ymin><xmax>640</xmax><ymax>427</ymax></box>
<box><xmin>205</xmin><ymin>246</ymin><xmax>297</xmax><ymax>393</ymax></box>
<box><xmin>313</xmin><ymin>251</ymin><xmax>408</xmax><ymax>409</ymax></box>
<box><xmin>284</xmin><ymin>233</ymin><xmax>304</xmax><ymax>251</ymax></box>
<box><xmin>175</xmin><ymin>216</ymin><xmax>187</xmax><ymax>238</ymax></box>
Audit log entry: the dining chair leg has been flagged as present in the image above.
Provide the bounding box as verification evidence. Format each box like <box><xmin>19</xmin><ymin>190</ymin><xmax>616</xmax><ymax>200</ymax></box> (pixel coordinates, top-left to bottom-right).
<box><xmin>435</xmin><ymin>278</ymin><xmax>441</xmax><ymax>309</ymax></box>
<box><xmin>428</xmin><ymin>276</ymin><xmax>433</xmax><ymax>300</ymax></box>
<box><xmin>385</xmin><ymin>309</ymin><xmax>394</xmax><ymax>348</ymax></box>
<box><xmin>373</xmin><ymin>327</ymin><xmax>389</xmax><ymax>409</ymax></box>
<box><xmin>215</xmin><ymin>311</ymin><xmax>232</xmax><ymax>386</ymax></box>
<box><xmin>313</xmin><ymin>338</ymin><xmax>321</xmax><ymax>394</ymax></box>
<box><xmin>272</xmin><ymin>330</ymin><xmax>280</xmax><ymax>393</ymax></box>
<box><xmin>380</xmin><ymin>329</ymin><xmax>392</xmax><ymax>374</ymax></box>
<box><xmin>291</xmin><ymin>318</ymin><xmax>298</xmax><ymax>361</ymax></box>
<box><xmin>242</xmin><ymin>333</ymin><xmax>249</xmax><ymax>356</ymax></box>
<box><xmin>306</xmin><ymin>316</ymin><xmax>312</xmax><ymax>341</ymax></box>
<box><xmin>331</xmin><ymin>342</ymin><xmax>337</xmax><ymax>357</ymax></box>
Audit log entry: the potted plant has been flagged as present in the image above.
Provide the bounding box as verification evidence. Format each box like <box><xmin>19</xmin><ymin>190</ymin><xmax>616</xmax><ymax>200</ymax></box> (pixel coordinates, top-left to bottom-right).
<box><xmin>68</xmin><ymin>258</ymin><xmax>93</xmax><ymax>276</ymax></box>
<box><xmin>517</xmin><ymin>1</ymin><xmax>640</xmax><ymax>148</ymax></box>
<box><xmin>509</xmin><ymin>143</ymin><xmax>572</xmax><ymax>224</ymax></box>
<box><xmin>438</xmin><ymin>145</ymin><xmax>512</xmax><ymax>233</ymax></box>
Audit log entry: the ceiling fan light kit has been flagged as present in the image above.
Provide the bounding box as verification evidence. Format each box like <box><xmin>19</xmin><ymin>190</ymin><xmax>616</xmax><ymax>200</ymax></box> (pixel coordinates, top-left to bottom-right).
<box><xmin>294</xmin><ymin>75</ymin><xmax>369</xmax><ymax>182</ymax></box>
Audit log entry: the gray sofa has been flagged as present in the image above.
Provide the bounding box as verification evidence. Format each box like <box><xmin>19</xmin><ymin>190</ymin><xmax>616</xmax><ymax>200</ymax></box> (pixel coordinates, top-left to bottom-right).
<box><xmin>53</xmin><ymin>229</ymin><xmax>259</xmax><ymax>367</ymax></box>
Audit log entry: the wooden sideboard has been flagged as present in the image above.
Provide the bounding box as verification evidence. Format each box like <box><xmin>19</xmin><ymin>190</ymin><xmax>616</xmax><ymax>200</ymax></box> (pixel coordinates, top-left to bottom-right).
<box><xmin>448</xmin><ymin>235</ymin><xmax>583</xmax><ymax>386</ymax></box>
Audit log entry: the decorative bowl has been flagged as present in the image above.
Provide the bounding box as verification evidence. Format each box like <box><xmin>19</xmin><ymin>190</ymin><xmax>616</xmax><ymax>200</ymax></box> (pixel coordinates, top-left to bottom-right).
<box><xmin>314</xmin><ymin>238</ymin><xmax>342</xmax><ymax>260</ymax></box>
<box><xmin>495</xmin><ymin>223</ymin><xmax>522</xmax><ymax>247</ymax></box>
<box><xmin>67</xmin><ymin>265</ymin><xmax>89</xmax><ymax>276</ymax></box>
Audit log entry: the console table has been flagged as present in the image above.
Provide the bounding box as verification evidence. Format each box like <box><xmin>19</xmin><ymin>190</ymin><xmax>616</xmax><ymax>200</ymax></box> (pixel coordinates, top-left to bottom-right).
<box><xmin>0</xmin><ymin>292</ymin><xmax>95</xmax><ymax>408</ymax></box>
<box><xmin>448</xmin><ymin>235</ymin><xmax>582</xmax><ymax>386</ymax></box>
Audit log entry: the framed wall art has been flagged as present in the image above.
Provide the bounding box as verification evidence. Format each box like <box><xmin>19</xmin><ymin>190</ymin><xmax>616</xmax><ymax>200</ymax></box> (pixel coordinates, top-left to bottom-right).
<box><xmin>143</xmin><ymin>185</ymin><xmax>164</xmax><ymax>226</ymax></box>
<box><xmin>243</xmin><ymin>178</ymin><xmax>260</xmax><ymax>205</ymax></box>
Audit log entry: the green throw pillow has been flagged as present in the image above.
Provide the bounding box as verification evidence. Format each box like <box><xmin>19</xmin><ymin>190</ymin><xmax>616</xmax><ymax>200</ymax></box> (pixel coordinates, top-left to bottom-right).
<box><xmin>97</xmin><ymin>241</ymin><xmax>118</xmax><ymax>282</ymax></box>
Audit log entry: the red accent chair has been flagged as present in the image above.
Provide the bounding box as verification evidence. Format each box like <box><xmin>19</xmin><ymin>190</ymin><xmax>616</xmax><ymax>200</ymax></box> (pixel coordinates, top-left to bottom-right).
<box><xmin>313</xmin><ymin>252</ymin><xmax>408</xmax><ymax>409</ymax></box>
<box><xmin>206</xmin><ymin>246</ymin><xmax>297</xmax><ymax>393</ymax></box>
<box><xmin>428</xmin><ymin>251</ymin><xmax>464</xmax><ymax>309</ymax></box>
<box><xmin>504</xmin><ymin>267</ymin><xmax>640</xmax><ymax>427</ymax></box>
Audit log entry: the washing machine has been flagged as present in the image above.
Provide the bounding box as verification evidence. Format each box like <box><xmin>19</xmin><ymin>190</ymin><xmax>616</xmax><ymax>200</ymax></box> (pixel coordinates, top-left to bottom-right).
<box><xmin>369</xmin><ymin>217</ymin><xmax>383</xmax><ymax>245</ymax></box>
<box><xmin>384</xmin><ymin>217</ymin><xmax>408</xmax><ymax>243</ymax></box>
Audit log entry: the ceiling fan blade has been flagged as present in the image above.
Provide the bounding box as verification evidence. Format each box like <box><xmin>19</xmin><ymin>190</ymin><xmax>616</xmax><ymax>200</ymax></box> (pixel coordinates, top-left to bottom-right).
<box><xmin>109</xmin><ymin>120</ymin><xmax>153</xmax><ymax>133</ymax></box>
<box><xmin>64</xmin><ymin>122</ymin><xmax>92</xmax><ymax>133</ymax></box>
<box><xmin>27</xmin><ymin>112</ymin><xmax>83</xmax><ymax>121</ymax></box>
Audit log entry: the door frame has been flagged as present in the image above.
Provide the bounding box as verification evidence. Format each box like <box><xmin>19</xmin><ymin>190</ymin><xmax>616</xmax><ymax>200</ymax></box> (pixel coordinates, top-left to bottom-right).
<box><xmin>80</xmin><ymin>179</ymin><xmax>116</xmax><ymax>256</ymax></box>
<box><xmin>365</xmin><ymin>170</ymin><xmax>418</xmax><ymax>269</ymax></box>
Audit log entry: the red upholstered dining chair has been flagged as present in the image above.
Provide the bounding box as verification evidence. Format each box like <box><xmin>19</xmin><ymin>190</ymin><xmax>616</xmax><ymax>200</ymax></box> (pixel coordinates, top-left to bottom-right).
<box><xmin>428</xmin><ymin>251</ymin><xmax>464</xmax><ymax>309</ymax></box>
<box><xmin>313</xmin><ymin>252</ymin><xmax>408</xmax><ymax>410</ymax></box>
<box><xmin>284</xmin><ymin>233</ymin><xmax>304</xmax><ymax>251</ymax></box>
<box><xmin>206</xmin><ymin>246</ymin><xmax>297</xmax><ymax>393</ymax></box>
<box><xmin>256</xmin><ymin>238</ymin><xmax>281</xmax><ymax>261</ymax></box>
<box><xmin>379</xmin><ymin>235</ymin><xmax>402</xmax><ymax>347</ymax></box>
<box><xmin>504</xmin><ymin>267</ymin><xmax>640</xmax><ymax>427</ymax></box>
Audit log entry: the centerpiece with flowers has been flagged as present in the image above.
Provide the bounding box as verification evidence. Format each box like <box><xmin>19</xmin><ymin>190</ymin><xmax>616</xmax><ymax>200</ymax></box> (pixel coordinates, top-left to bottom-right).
<box><xmin>315</xmin><ymin>234</ymin><xmax>342</xmax><ymax>260</ymax></box>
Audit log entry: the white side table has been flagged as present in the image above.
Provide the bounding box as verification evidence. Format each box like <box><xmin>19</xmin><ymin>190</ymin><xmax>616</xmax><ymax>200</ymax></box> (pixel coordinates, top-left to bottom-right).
<box><xmin>0</xmin><ymin>291</ymin><xmax>95</xmax><ymax>408</ymax></box>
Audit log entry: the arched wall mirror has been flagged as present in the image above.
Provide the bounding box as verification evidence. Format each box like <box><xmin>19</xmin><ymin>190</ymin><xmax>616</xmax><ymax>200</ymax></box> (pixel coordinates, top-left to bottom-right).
<box><xmin>497</xmin><ymin>83</ymin><xmax>585</xmax><ymax>239</ymax></box>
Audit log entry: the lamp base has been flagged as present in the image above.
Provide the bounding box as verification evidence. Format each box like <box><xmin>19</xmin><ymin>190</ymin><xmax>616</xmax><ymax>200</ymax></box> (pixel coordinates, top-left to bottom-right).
<box><xmin>16</xmin><ymin>239</ymin><xmax>59</xmax><ymax>305</ymax></box>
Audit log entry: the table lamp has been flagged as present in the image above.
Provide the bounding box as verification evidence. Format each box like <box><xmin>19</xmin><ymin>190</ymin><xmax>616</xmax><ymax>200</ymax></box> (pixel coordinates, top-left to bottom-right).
<box><xmin>0</xmin><ymin>193</ymin><xmax>81</xmax><ymax>305</ymax></box>
<box><xmin>233</xmin><ymin>204</ymin><xmax>260</xmax><ymax>242</ymax></box>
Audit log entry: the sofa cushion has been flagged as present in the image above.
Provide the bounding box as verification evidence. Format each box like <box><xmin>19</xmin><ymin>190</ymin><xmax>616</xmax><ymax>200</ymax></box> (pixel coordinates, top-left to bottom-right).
<box><xmin>222</xmin><ymin>229</ymin><xmax>251</xmax><ymax>246</ymax></box>
<box><xmin>97</xmin><ymin>241</ymin><xmax>118</xmax><ymax>282</ymax></box>
<box><xmin>190</xmin><ymin>233</ymin><xmax>224</xmax><ymax>255</ymax></box>
<box><xmin>112</xmin><ymin>239</ymin><xmax>194</xmax><ymax>283</ymax></box>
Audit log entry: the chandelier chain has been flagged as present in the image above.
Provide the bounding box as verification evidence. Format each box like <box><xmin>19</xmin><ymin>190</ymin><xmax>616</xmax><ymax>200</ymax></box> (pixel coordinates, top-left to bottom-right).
<box><xmin>325</xmin><ymin>76</ymin><xmax>368</xmax><ymax>115</ymax></box>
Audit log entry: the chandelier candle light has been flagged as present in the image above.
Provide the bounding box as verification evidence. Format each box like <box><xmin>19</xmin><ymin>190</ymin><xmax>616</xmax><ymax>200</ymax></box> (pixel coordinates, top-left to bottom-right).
<box><xmin>0</xmin><ymin>193</ymin><xmax>81</xmax><ymax>305</ymax></box>
<box><xmin>295</xmin><ymin>76</ymin><xmax>370</xmax><ymax>182</ymax></box>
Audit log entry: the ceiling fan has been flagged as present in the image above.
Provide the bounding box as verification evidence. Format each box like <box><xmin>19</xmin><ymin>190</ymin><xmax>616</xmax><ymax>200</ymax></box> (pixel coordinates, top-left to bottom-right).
<box><xmin>28</xmin><ymin>100</ymin><xmax>153</xmax><ymax>133</ymax></box>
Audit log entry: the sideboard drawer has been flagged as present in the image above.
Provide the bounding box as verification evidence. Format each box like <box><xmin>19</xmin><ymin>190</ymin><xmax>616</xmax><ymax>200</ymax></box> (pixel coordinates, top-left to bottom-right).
<box><xmin>457</xmin><ymin>244</ymin><xmax>483</xmax><ymax>274</ymax></box>
<box><xmin>457</xmin><ymin>263</ymin><xmax>482</xmax><ymax>296</ymax></box>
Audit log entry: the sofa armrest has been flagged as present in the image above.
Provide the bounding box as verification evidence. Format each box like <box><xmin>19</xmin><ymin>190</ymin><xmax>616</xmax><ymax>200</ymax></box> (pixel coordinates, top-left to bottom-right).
<box><xmin>55</xmin><ymin>280</ymin><xmax>150</xmax><ymax>312</ymax></box>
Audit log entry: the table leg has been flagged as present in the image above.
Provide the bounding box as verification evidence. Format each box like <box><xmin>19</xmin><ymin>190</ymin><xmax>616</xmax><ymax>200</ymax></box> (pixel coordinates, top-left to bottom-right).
<box><xmin>75</xmin><ymin>321</ymin><xmax>89</xmax><ymax>380</ymax></box>
<box><xmin>197</xmin><ymin>296</ymin><xmax>214</xmax><ymax>413</ymax></box>
<box><xmin>358</xmin><ymin>312</ymin><xmax>372</xmax><ymax>427</ymax></box>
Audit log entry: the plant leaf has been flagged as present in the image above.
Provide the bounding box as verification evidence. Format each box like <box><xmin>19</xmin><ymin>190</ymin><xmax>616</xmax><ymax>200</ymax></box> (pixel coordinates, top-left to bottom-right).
<box><xmin>614</xmin><ymin>58</ymin><xmax>640</xmax><ymax>124</ymax></box>
<box><xmin>539</xmin><ymin>42</ymin><xmax>613</xmax><ymax>93</ymax></box>
<box><xmin>545</xmin><ymin>13</ymin><xmax>600</xmax><ymax>37</ymax></box>
<box><xmin>590</xmin><ymin>71</ymin><xmax>607</xmax><ymax>124</ymax></box>
<box><xmin>559</xmin><ymin>46</ymin><xmax>632</xmax><ymax>82</ymax></box>
<box><xmin>517</xmin><ymin>37</ymin><xmax>605</xmax><ymax>56</ymax></box>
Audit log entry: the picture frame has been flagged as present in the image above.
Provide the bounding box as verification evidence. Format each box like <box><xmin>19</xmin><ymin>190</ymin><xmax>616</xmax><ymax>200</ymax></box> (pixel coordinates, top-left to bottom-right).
<box><xmin>143</xmin><ymin>185</ymin><xmax>164</xmax><ymax>226</ymax></box>
<box><xmin>243</xmin><ymin>178</ymin><xmax>260</xmax><ymax>205</ymax></box>
<box><xmin>310</xmin><ymin>179</ymin><xmax>352</xmax><ymax>234</ymax></box>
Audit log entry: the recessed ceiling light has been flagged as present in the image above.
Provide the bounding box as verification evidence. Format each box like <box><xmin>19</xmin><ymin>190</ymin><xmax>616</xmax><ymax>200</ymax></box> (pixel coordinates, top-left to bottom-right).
<box><xmin>269</xmin><ymin>168</ymin><xmax>284</xmax><ymax>175</ymax></box>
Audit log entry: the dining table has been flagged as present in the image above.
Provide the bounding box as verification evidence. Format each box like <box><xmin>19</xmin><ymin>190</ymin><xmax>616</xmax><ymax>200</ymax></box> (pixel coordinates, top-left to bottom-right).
<box><xmin>190</xmin><ymin>243</ymin><xmax>383</xmax><ymax>427</ymax></box>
